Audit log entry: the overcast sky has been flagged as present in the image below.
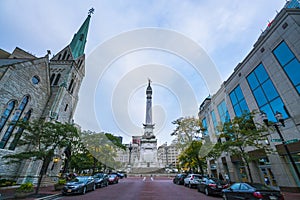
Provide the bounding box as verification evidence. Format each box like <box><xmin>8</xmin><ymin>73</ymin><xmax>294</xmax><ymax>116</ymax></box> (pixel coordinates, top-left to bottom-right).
<box><xmin>0</xmin><ymin>0</ymin><xmax>286</xmax><ymax>145</ymax></box>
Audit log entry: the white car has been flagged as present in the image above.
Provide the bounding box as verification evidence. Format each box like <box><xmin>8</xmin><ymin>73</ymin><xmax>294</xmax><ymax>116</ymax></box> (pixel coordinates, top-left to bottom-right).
<box><xmin>183</xmin><ymin>174</ymin><xmax>202</xmax><ymax>188</ymax></box>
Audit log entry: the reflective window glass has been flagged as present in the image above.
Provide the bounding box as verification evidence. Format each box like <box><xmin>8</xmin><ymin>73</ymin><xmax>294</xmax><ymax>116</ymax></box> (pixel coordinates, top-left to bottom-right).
<box><xmin>247</xmin><ymin>63</ymin><xmax>288</xmax><ymax>122</ymax></box>
<box><xmin>285</xmin><ymin>59</ymin><xmax>300</xmax><ymax>86</ymax></box>
<box><xmin>229</xmin><ymin>92</ymin><xmax>237</xmax><ymax>105</ymax></box>
<box><xmin>247</xmin><ymin>73</ymin><xmax>259</xmax><ymax>90</ymax></box>
<box><xmin>273</xmin><ymin>42</ymin><xmax>294</xmax><ymax>66</ymax></box>
<box><xmin>255</xmin><ymin>64</ymin><xmax>268</xmax><ymax>84</ymax></box>
<box><xmin>270</xmin><ymin>98</ymin><xmax>289</xmax><ymax>119</ymax></box>
<box><xmin>273</xmin><ymin>41</ymin><xmax>300</xmax><ymax>94</ymax></box>
<box><xmin>229</xmin><ymin>85</ymin><xmax>249</xmax><ymax>117</ymax></box>
<box><xmin>253</xmin><ymin>87</ymin><xmax>267</xmax><ymax>107</ymax></box>
<box><xmin>262</xmin><ymin>80</ymin><xmax>278</xmax><ymax>101</ymax></box>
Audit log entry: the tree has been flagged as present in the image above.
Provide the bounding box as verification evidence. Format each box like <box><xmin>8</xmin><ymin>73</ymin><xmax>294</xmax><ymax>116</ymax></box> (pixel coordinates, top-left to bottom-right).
<box><xmin>4</xmin><ymin>120</ymin><xmax>79</xmax><ymax>194</ymax></box>
<box><xmin>219</xmin><ymin>111</ymin><xmax>268</xmax><ymax>183</ymax></box>
<box><xmin>171</xmin><ymin>116</ymin><xmax>204</xmax><ymax>151</ymax></box>
<box><xmin>79</xmin><ymin>131</ymin><xmax>124</xmax><ymax>171</ymax></box>
<box><xmin>178</xmin><ymin>140</ymin><xmax>207</xmax><ymax>174</ymax></box>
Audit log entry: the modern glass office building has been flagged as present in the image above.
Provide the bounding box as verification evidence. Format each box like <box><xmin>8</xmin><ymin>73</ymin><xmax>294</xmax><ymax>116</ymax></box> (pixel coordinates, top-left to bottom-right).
<box><xmin>198</xmin><ymin>1</ymin><xmax>300</xmax><ymax>192</ymax></box>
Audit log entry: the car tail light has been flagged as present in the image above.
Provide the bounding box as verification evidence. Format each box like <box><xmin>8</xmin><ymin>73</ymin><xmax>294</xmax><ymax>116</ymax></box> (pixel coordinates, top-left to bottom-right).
<box><xmin>253</xmin><ymin>192</ymin><xmax>263</xmax><ymax>199</ymax></box>
<box><xmin>208</xmin><ymin>184</ymin><xmax>216</xmax><ymax>188</ymax></box>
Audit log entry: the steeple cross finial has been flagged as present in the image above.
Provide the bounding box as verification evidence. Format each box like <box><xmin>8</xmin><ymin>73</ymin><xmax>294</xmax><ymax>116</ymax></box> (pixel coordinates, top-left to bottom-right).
<box><xmin>88</xmin><ymin>8</ymin><xmax>95</xmax><ymax>16</ymax></box>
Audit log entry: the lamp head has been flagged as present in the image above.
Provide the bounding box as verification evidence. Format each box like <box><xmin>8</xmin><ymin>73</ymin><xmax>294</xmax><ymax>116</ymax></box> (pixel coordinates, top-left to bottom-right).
<box><xmin>260</xmin><ymin>111</ymin><xmax>269</xmax><ymax>126</ymax></box>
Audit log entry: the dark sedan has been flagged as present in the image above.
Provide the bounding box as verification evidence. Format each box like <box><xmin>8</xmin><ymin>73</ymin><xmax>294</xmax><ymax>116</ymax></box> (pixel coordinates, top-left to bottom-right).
<box><xmin>197</xmin><ymin>177</ymin><xmax>229</xmax><ymax>196</ymax></box>
<box><xmin>222</xmin><ymin>182</ymin><xmax>284</xmax><ymax>200</ymax></box>
<box><xmin>173</xmin><ymin>174</ymin><xmax>187</xmax><ymax>185</ymax></box>
<box><xmin>93</xmin><ymin>173</ymin><xmax>109</xmax><ymax>188</ymax></box>
<box><xmin>62</xmin><ymin>176</ymin><xmax>96</xmax><ymax>195</ymax></box>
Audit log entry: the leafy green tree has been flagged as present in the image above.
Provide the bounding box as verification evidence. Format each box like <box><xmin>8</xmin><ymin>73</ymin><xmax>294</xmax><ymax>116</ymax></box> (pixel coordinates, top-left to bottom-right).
<box><xmin>78</xmin><ymin>131</ymin><xmax>124</xmax><ymax>171</ymax></box>
<box><xmin>4</xmin><ymin>120</ymin><xmax>79</xmax><ymax>194</ymax></box>
<box><xmin>219</xmin><ymin>111</ymin><xmax>268</xmax><ymax>183</ymax></box>
<box><xmin>178</xmin><ymin>140</ymin><xmax>207</xmax><ymax>174</ymax></box>
<box><xmin>171</xmin><ymin>117</ymin><xmax>204</xmax><ymax>151</ymax></box>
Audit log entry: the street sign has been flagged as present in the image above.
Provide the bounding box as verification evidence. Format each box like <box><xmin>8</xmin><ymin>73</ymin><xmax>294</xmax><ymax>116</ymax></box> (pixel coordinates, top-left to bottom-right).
<box><xmin>284</xmin><ymin>139</ymin><xmax>299</xmax><ymax>144</ymax></box>
<box><xmin>271</xmin><ymin>138</ymin><xmax>282</xmax><ymax>142</ymax></box>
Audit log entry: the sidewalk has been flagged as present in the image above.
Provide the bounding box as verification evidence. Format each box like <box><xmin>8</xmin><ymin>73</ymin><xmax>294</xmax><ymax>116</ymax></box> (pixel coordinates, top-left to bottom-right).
<box><xmin>0</xmin><ymin>185</ymin><xmax>60</xmax><ymax>200</ymax></box>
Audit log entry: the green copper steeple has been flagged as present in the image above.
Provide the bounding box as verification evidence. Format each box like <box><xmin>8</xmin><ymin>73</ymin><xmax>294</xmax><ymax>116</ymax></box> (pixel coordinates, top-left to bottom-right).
<box><xmin>69</xmin><ymin>8</ymin><xmax>94</xmax><ymax>59</ymax></box>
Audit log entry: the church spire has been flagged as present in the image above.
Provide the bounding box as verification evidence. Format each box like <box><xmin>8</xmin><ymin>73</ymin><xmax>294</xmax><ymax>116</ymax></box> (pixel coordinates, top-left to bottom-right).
<box><xmin>69</xmin><ymin>8</ymin><xmax>94</xmax><ymax>59</ymax></box>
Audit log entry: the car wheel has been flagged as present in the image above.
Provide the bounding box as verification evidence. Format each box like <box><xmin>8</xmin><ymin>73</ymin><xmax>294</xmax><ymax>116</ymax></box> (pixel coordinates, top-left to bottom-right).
<box><xmin>92</xmin><ymin>184</ymin><xmax>96</xmax><ymax>191</ymax></box>
<box><xmin>197</xmin><ymin>186</ymin><xmax>201</xmax><ymax>192</ymax></box>
<box><xmin>82</xmin><ymin>186</ymin><xmax>86</xmax><ymax>195</ymax></box>
<box><xmin>222</xmin><ymin>193</ymin><xmax>228</xmax><ymax>200</ymax></box>
<box><xmin>205</xmin><ymin>188</ymin><xmax>210</xmax><ymax>196</ymax></box>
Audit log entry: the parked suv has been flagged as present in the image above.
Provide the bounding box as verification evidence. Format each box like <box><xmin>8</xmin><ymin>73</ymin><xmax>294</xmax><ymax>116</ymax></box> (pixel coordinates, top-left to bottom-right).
<box><xmin>183</xmin><ymin>174</ymin><xmax>202</xmax><ymax>188</ymax></box>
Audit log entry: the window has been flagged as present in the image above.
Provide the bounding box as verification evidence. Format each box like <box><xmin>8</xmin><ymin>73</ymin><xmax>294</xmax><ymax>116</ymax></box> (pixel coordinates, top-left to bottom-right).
<box><xmin>201</xmin><ymin>118</ymin><xmax>208</xmax><ymax>136</ymax></box>
<box><xmin>53</xmin><ymin>74</ymin><xmax>61</xmax><ymax>86</ymax></box>
<box><xmin>211</xmin><ymin>110</ymin><xmax>219</xmax><ymax>134</ymax></box>
<box><xmin>0</xmin><ymin>96</ymin><xmax>29</xmax><ymax>149</ymax></box>
<box><xmin>32</xmin><ymin>75</ymin><xmax>40</xmax><ymax>85</ymax></box>
<box><xmin>217</xmin><ymin>100</ymin><xmax>230</xmax><ymax>124</ymax></box>
<box><xmin>0</xmin><ymin>100</ymin><xmax>16</xmax><ymax>132</ymax></box>
<box><xmin>8</xmin><ymin>109</ymin><xmax>32</xmax><ymax>150</ymax></box>
<box><xmin>50</xmin><ymin>73</ymin><xmax>55</xmax><ymax>85</ymax></box>
<box><xmin>68</xmin><ymin>79</ymin><xmax>74</xmax><ymax>91</ymax></box>
<box><xmin>273</xmin><ymin>41</ymin><xmax>300</xmax><ymax>94</ymax></box>
<box><xmin>229</xmin><ymin>85</ymin><xmax>249</xmax><ymax>117</ymax></box>
<box><xmin>247</xmin><ymin>63</ymin><xmax>288</xmax><ymax>122</ymax></box>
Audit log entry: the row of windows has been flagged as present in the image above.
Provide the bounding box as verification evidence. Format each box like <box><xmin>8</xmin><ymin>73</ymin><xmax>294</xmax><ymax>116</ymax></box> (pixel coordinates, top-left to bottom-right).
<box><xmin>0</xmin><ymin>96</ymin><xmax>31</xmax><ymax>150</ymax></box>
<box><xmin>50</xmin><ymin>73</ymin><xmax>77</xmax><ymax>94</ymax></box>
<box><xmin>203</xmin><ymin>40</ymin><xmax>298</xmax><ymax>136</ymax></box>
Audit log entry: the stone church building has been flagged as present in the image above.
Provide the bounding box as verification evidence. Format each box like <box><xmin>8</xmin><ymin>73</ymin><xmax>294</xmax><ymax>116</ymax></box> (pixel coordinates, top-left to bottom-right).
<box><xmin>0</xmin><ymin>11</ymin><xmax>92</xmax><ymax>183</ymax></box>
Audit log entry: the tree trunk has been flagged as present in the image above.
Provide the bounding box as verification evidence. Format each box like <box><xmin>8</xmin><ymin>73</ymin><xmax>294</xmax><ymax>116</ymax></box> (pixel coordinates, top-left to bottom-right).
<box><xmin>35</xmin><ymin>156</ymin><xmax>51</xmax><ymax>194</ymax></box>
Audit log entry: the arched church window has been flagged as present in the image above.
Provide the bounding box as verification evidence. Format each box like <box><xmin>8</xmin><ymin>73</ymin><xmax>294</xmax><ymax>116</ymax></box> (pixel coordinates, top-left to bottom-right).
<box><xmin>8</xmin><ymin>109</ymin><xmax>32</xmax><ymax>150</ymax></box>
<box><xmin>66</xmin><ymin>54</ymin><xmax>70</xmax><ymax>60</ymax></box>
<box><xmin>32</xmin><ymin>75</ymin><xmax>40</xmax><ymax>85</ymax></box>
<box><xmin>70</xmin><ymin>82</ymin><xmax>76</xmax><ymax>94</ymax></box>
<box><xmin>0</xmin><ymin>96</ymin><xmax>29</xmax><ymax>149</ymax></box>
<box><xmin>50</xmin><ymin>73</ymin><xmax>55</xmax><ymax>85</ymax></box>
<box><xmin>58</xmin><ymin>54</ymin><xmax>61</xmax><ymax>60</ymax></box>
<box><xmin>68</xmin><ymin>79</ymin><xmax>74</xmax><ymax>91</ymax></box>
<box><xmin>64</xmin><ymin>104</ymin><xmax>68</xmax><ymax>111</ymax></box>
<box><xmin>53</xmin><ymin>74</ymin><xmax>61</xmax><ymax>86</ymax></box>
<box><xmin>0</xmin><ymin>100</ymin><xmax>16</xmax><ymax>133</ymax></box>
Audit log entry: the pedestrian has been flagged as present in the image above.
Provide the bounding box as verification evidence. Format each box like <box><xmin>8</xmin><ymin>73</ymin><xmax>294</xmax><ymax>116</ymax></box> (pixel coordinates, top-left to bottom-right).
<box><xmin>219</xmin><ymin>172</ymin><xmax>224</xmax><ymax>181</ymax></box>
<box><xmin>143</xmin><ymin>176</ymin><xmax>146</xmax><ymax>181</ymax></box>
<box><xmin>150</xmin><ymin>174</ymin><xmax>153</xmax><ymax>181</ymax></box>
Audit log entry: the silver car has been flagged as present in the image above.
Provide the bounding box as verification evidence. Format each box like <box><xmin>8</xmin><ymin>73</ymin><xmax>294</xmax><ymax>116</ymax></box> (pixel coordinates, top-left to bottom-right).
<box><xmin>183</xmin><ymin>174</ymin><xmax>202</xmax><ymax>188</ymax></box>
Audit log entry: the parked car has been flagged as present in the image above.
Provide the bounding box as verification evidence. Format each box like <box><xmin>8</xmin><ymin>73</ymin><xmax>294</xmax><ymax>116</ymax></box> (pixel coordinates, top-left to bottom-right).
<box><xmin>93</xmin><ymin>173</ymin><xmax>109</xmax><ymax>188</ymax></box>
<box><xmin>183</xmin><ymin>174</ymin><xmax>202</xmax><ymax>188</ymax></box>
<box><xmin>173</xmin><ymin>174</ymin><xmax>187</xmax><ymax>185</ymax></box>
<box><xmin>108</xmin><ymin>174</ymin><xmax>119</xmax><ymax>184</ymax></box>
<box><xmin>197</xmin><ymin>177</ymin><xmax>229</xmax><ymax>196</ymax></box>
<box><xmin>222</xmin><ymin>182</ymin><xmax>284</xmax><ymax>200</ymax></box>
<box><xmin>62</xmin><ymin>176</ymin><xmax>95</xmax><ymax>195</ymax></box>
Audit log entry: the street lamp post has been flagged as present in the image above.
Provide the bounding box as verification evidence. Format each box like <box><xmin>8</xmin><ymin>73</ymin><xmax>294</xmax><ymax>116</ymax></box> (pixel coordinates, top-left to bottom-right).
<box><xmin>261</xmin><ymin>111</ymin><xmax>300</xmax><ymax>182</ymax></box>
<box><xmin>128</xmin><ymin>143</ymin><xmax>133</xmax><ymax>165</ymax></box>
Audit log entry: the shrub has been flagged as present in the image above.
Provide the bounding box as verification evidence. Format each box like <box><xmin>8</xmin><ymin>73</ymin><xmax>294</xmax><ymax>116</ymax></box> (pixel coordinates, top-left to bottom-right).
<box><xmin>56</xmin><ymin>179</ymin><xmax>66</xmax><ymax>185</ymax></box>
<box><xmin>16</xmin><ymin>182</ymin><xmax>34</xmax><ymax>193</ymax></box>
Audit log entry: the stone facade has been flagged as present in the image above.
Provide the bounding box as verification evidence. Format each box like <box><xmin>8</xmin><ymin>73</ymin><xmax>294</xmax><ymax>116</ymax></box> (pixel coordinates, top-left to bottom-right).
<box><xmin>0</xmin><ymin>13</ymin><xmax>91</xmax><ymax>183</ymax></box>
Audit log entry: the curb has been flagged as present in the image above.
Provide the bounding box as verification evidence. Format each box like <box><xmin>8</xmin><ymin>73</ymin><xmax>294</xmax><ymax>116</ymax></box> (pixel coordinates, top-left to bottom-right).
<box><xmin>34</xmin><ymin>193</ymin><xmax>61</xmax><ymax>200</ymax></box>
